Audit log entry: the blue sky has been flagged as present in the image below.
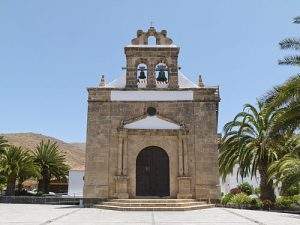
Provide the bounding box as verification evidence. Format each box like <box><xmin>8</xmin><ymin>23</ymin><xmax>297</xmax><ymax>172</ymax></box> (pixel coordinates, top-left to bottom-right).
<box><xmin>0</xmin><ymin>0</ymin><xmax>299</xmax><ymax>142</ymax></box>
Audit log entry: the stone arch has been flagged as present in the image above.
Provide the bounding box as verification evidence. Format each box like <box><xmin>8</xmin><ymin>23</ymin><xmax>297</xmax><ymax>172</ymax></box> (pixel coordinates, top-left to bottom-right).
<box><xmin>136</xmin><ymin>63</ymin><xmax>148</xmax><ymax>80</ymax></box>
<box><xmin>147</xmin><ymin>35</ymin><xmax>157</xmax><ymax>45</ymax></box>
<box><xmin>127</xmin><ymin>137</ymin><xmax>178</xmax><ymax>198</ymax></box>
<box><xmin>134</xmin><ymin>58</ymin><xmax>149</xmax><ymax>87</ymax></box>
<box><xmin>131</xmin><ymin>27</ymin><xmax>173</xmax><ymax>45</ymax></box>
<box><xmin>136</xmin><ymin>146</ymin><xmax>170</xmax><ymax>196</ymax></box>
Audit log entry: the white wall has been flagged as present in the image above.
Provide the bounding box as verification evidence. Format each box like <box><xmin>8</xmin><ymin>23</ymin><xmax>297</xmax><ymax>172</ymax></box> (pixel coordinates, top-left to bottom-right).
<box><xmin>68</xmin><ymin>170</ymin><xmax>84</xmax><ymax>197</ymax></box>
<box><xmin>220</xmin><ymin>165</ymin><xmax>260</xmax><ymax>194</ymax></box>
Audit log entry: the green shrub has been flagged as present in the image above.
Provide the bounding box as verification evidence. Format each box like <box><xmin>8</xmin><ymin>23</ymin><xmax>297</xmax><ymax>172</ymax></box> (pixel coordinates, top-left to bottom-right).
<box><xmin>250</xmin><ymin>197</ymin><xmax>263</xmax><ymax>208</ymax></box>
<box><xmin>238</xmin><ymin>182</ymin><xmax>254</xmax><ymax>195</ymax></box>
<box><xmin>254</xmin><ymin>187</ymin><xmax>260</xmax><ymax>195</ymax></box>
<box><xmin>281</xmin><ymin>184</ymin><xmax>300</xmax><ymax>196</ymax></box>
<box><xmin>276</xmin><ymin>195</ymin><xmax>300</xmax><ymax>209</ymax></box>
<box><xmin>228</xmin><ymin>193</ymin><xmax>252</xmax><ymax>206</ymax></box>
<box><xmin>292</xmin><ymin>195</ymin><xmax>300</xmax><ymax>203</ymax></box>
<box><xmin>221</xmin><ymin>193</ymin><xmax>234</xmax><ymax>205</ymax></box>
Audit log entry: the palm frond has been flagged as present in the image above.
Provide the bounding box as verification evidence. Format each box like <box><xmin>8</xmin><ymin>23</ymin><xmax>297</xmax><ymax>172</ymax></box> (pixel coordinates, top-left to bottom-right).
<box><xmin>278</xmin><ymin>55</ymin><xmax>300</xmax><ymax>66</ymax></box>
<box><xmin>279</xmin><ymin>38</ymin><xmax>300</xmax><ymax>50</ymax></box>
<box><xmin>293</xmin><ymin>16</ymin><xmax>300</xmax><ymax>24</ymax></box>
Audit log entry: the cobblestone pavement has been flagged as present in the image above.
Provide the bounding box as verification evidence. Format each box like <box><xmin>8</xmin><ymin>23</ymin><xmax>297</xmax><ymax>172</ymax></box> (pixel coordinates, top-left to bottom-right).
<box><xmin>0</xmin><ymin>204</ymin><xmax>299</xmax><ymax>225</ymax></box>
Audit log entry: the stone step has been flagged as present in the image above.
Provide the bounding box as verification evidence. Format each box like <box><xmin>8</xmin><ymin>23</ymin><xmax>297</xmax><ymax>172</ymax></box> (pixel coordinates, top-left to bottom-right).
<box><xmin>95</xmin><ymin>199</ymin><xmax>213</xmax><ymax>211</ymax></box>
<box><xmin>95</xmin><ymin>203</ymin><xmax>214</xmax><ymax>211</ymax></box>
<box><xmin>102</xmin><ymin>201</ymin><xmax>206</xmax><ymax>207</ymax></box>
<box><xmin>109</xmin><ymin>198</ymin><xmax>202</xmax><ymax>203</ymax></box>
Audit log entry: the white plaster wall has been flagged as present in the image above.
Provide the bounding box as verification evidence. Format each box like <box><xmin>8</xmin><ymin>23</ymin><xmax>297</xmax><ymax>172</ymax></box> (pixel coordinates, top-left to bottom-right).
<box><xmin>111</xmin><ymin>90</ymin><xmax>193</xmax><ymax>101</ymax></box>
<box><xmin>68</xmin><ymin>170</ymin><xmax>84</xmax><ymax>197</ymax></box>
<box><xmin>124</xmin><ymin>116</ymin><xmax>180</xmax><ymax>129</ymax></box>
<box><xmin>220</xmin><ymin>165</ymin><xmax>260</xmax><ymax>194</ymax></box>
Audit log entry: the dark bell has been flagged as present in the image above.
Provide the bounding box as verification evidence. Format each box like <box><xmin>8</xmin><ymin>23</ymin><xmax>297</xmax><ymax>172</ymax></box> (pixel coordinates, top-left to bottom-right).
<box><xmin>156</xmin><ymin>70</ymin><xmax>167</xmax><ymax>82</ymax></box>
<box><xmin>138</xmin><ymin>70</ymin><xmax>146</xmax><ymax>79</ymax></box>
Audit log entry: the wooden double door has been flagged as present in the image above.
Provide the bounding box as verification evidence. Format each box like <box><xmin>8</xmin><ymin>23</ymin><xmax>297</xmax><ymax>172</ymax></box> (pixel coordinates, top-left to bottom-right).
<box><xmin>136</xmin><ymin>146</ymin><xmax>170</xmax><ymax>197</ymax></box>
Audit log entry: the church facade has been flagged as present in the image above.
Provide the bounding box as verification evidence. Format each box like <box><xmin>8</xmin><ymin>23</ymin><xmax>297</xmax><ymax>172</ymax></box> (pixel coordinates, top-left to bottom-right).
<box><xmin>83</xmin><ymin>27</ymin><xmax>220</xmax><ymax>200</ymax></box>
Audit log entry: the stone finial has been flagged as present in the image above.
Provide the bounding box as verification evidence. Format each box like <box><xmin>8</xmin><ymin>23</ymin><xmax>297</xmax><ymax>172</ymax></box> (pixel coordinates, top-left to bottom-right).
<box><xmin>198</xmin><ymin>75</ymin><xmax>204</xmax><ymax>88</ymax></box>
<box><xmin>99</xmin><ymin>75</ymin><xmax>106</xmax><ymax>88</ymax></box>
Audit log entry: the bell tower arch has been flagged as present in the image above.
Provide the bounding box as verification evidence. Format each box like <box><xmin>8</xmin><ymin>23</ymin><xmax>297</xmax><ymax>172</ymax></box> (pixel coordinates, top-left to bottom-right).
<box><xmin>124</xmin><ymin>27</ymin><xmax>180</xmax><ymax>89</ymax></box>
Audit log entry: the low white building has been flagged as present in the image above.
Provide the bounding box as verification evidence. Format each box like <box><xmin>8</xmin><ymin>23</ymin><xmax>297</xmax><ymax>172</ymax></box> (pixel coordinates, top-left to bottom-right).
<box><xmin>68</xmin><ymin>166</ymin><xmax>85</xmax><ymax>197</ymax></box>
<box><xmin>220</xmin><ymin>165</ymin><xmax>260</xmax><ymax>194</ymax></box>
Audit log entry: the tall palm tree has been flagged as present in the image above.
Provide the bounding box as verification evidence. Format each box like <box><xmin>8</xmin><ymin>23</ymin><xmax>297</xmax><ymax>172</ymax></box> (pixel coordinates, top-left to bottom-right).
<box><xmin>0</xmin><ymin>146</ymin><xmax>36</xmax><ymax>196</ymax></box>
<box><xmin>219</xmin><ymin>102</ymin><xmax>281</xmax><ymax>201</ymax></box>
<box><xmin>32</xmin><ymin>140</ymin><xmax>69</xmax><ymax>194</ymax></box>
<box><xmin>264</xmin><ymin>17</ymin><xmax>300</xmax><ymax>134</ymax></box>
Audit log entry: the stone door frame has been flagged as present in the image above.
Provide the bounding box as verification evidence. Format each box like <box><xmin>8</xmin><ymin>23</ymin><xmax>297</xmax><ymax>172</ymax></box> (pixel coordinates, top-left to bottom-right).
<box><xmin>114</xmin><ymin>129</ymin><xmax>193</xmax><ymax>199</ymax></box>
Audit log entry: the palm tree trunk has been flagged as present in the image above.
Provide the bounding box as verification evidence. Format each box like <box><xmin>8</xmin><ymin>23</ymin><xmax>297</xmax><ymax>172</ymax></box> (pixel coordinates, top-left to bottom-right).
<box><xmin>5</xmin><ymin>176</ymin><xmax>16</xmax><ymax>196</ymax></box>
<box><xmin>44</xmin><ymin>176</ymin><xmax>50</xmax><ymax>194</ymax></box>
<box><xmin>38</xmin><ymin>170</ymin><xmax>50</xmax><ymax>194</ymax></box>
<box><xmin>17</xmin><ymin>178</ymin><xmax>24</xmax><ymax>192</ymax></box>
<box><xmin>259</xmin><ymin>163</ymin><xmax>275</xmax><ymax>202</ymax></box>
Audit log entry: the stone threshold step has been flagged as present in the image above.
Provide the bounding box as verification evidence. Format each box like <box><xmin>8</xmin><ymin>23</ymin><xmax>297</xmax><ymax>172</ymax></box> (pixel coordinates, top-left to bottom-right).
<box><xmin>95</xmin><ymin>204</ymin><xmax>214</xmax><ymax>211</ymax></box>
<box><xmin>109</xmin><ymin>199</ymin><xmax>201</xmax><ymax>203</ymax></box>
<box><xmin>102</xmin><ymin>202</ymin><xmax>207</xmax><ymax>207</ymax></box>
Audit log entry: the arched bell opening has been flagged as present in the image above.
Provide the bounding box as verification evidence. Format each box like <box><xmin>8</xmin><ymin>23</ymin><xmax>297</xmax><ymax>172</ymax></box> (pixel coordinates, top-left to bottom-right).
<box><xmin>147</xmin><ymin>36</ymin><xmax>157</xmax><ymax>46</ymax></box>
<box><xmin>155</xmin><ymin>63</ymin><xmax>169</xmax><ymax>88</ymax></box>
<box><xmin>136</xmin><ymin>146</ymin><xmax>170</xmax><ymax>197</ymax></box>
<box><xmin>137</xmin><ymin>63</ymin><xmax>148</xmax><ymax>88</ymax></box>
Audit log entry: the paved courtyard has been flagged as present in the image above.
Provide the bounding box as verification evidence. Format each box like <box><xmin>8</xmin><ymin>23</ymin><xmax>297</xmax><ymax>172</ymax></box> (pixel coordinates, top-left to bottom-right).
<box><xmin>0</xmin><ymin>204</ymin><xmax>299</xmax><ymax>225</ymax></box>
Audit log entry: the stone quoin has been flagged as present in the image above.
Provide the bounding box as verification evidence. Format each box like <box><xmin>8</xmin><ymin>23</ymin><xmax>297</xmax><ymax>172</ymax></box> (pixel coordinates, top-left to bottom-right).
<box><xmin>83</xmin><ymin>27</ymin><xmax>220</xmax><ymax>200</ymax></box>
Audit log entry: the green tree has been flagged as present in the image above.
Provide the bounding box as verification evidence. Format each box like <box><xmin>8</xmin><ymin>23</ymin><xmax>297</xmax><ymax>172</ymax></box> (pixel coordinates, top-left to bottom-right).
<box><xmin>33</xmin><ymin>140</ymin><xmax>69</xmax><ymax>194</ymax></box>
<box><xmin>0</xmin><ymin>146</ymin><xmax>36</xmax><ymax>196</ymax></box>
<box><xmin>219</xmin><ymin>102</ymin><xmax>279</xmax><ymax>202</ymax></box>
<box><xmin>17</xmin><ymin>155</ymin><xmax>39</xmax><ymax>193</ymax></box>
<box><xmin>267</xmin><ymin>16</ymin><xmax>300</xmax><ymax>134</ymax></box>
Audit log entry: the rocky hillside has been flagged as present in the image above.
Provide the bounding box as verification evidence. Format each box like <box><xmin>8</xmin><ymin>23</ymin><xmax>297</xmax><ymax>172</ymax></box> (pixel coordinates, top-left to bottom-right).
<box><xmin>0</xmin><ymin>133</ymin><xmax>85</xmax><ymax>169</ymax></box>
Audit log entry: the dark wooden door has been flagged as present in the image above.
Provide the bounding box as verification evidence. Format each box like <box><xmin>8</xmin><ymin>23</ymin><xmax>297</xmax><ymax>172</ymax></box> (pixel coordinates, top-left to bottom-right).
<box><xmin>136</xmin><ymin>147</ymin><xmax>170</xmax><ymax>197</ymax></box>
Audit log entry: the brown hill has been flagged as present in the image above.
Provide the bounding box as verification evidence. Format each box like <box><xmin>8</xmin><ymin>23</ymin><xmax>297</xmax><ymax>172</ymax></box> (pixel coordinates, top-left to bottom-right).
<box><xmin>0</xmin><ymin>133</ymin><xmax>85</xmax><ymax>169</ymax></box>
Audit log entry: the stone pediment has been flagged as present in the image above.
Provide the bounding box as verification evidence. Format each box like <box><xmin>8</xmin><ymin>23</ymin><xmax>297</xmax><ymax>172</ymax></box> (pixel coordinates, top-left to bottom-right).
<box><xmin>123</xmin><ymin>115</ymin><xmax>181</xmax><ymax>130</ymax></box>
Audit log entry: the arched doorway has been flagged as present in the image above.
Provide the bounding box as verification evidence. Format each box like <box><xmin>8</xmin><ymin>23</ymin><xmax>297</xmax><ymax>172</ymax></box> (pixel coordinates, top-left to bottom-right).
<box><xmin>136</xmin><ymin>146</ymin><xmax>170</xmax><ymax>197</ymax></box>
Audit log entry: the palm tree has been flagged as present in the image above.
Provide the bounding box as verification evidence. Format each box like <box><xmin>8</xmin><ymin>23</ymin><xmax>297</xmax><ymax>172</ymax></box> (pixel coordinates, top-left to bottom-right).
<box><xmin>264</xmin><ymin>17</ymin><xmax>300</xmax><ymax>134</ymax></box>
<box><xmin>32</xmin><ymin>140</ymin><xmax>69</xmax><ymax>194</ymax></box>
<box><xmin>219</xmin><ymin>102</ymin><xmax>281</xmax><ymax>202</ymax></box>
<box><xmin>0</xmin><ymin>146</ymin><xmax>36</xmax><ymax>195</ymax></box>
<box><xmin>17</xmin><ymin>155</ymin><xmax>39</xmax><ymax>193</ymax></box>
<box><xmin>268</xmin><ymin>136</ymin><xmax>300</xmax><ymax>195</ymax></box>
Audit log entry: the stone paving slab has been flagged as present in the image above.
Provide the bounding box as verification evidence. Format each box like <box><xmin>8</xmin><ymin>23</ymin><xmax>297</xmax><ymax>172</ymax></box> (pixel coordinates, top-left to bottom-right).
<box><xmin>0</xmin><ymin>204</ymin><xmax>299</xmax><ymax>225</ymax></box>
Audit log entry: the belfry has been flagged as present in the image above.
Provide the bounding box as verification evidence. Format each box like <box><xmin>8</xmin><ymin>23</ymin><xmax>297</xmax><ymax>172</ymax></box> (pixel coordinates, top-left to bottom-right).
<box><xmin>84</xmin><ymin>27</ymin><xmax>220</xmax><ymax>200</ymax></box>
